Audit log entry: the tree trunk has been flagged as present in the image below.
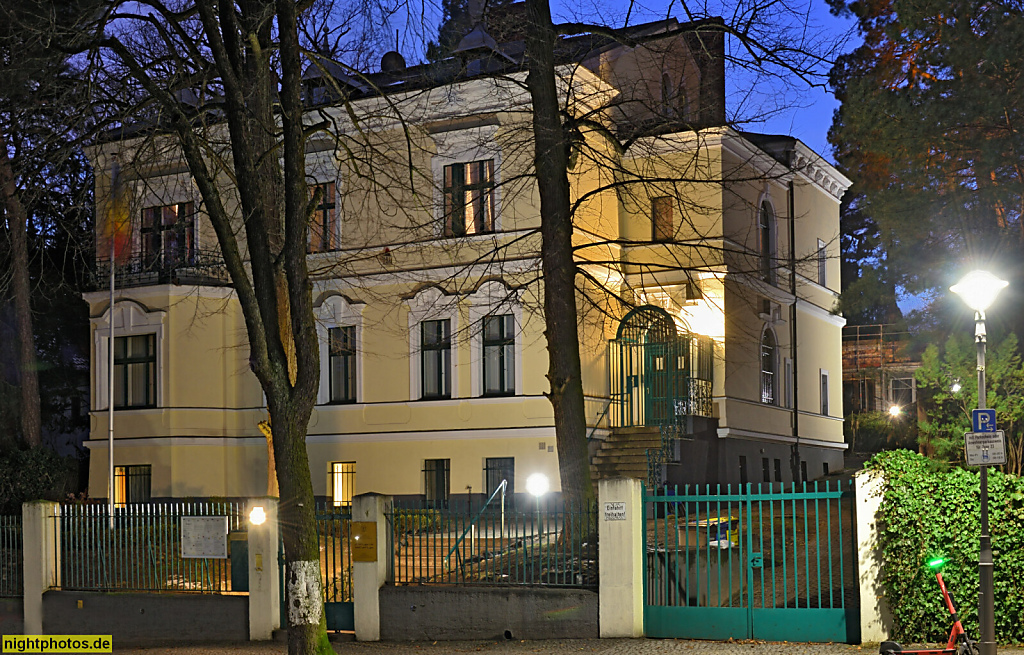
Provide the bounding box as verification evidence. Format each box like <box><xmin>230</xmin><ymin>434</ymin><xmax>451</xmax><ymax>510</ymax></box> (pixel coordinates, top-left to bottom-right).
<box><xmin>524</xmin><ymin>0</ymin><xmax>594</xmax><ymax>508</ymax></box>
<box><xmin>0</xmin><ymin>134</ymin><xmax>41</xmax><ymax>448</ymax></box>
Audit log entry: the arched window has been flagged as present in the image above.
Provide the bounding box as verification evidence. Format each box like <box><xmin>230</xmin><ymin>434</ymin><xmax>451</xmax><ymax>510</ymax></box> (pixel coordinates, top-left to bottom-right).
<box><xmin>761</xmin><ymin>328</ymin><xmax>777</xmax><ymax>405</ymax></box>
<box><xmin>759</xmin><ymin>201</ymin><xmax>775</xmax><ymax>284</ymax></box>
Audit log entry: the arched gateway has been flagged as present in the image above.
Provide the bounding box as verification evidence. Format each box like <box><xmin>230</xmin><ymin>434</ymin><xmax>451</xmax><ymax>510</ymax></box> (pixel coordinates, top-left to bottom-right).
<box><xmin>608</xmin><ymin>305</ymin><xmax>713</xmax><ymax>427</ymax></box>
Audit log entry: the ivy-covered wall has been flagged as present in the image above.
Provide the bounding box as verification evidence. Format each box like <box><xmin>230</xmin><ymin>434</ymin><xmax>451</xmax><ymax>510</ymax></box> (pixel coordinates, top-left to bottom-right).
<box><xmin>868</xmin><ymin>450</ymin><xmax>1024</xmax><ymax>644</ymax></box>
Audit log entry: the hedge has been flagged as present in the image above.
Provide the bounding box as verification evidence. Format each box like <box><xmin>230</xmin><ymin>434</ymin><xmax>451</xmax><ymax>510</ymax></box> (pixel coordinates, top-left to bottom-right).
<box><xmin>867</xmin><ymin>450</ymin><xmax>1024</xmax><ymax>644</ymax></box>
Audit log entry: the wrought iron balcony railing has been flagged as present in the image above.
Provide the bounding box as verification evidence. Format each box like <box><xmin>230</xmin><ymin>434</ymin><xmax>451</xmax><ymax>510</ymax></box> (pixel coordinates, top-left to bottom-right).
<box><xmin>92</xmin><ymin>249</ymin><xmax>231</xmax><ymax>290</ymax></box>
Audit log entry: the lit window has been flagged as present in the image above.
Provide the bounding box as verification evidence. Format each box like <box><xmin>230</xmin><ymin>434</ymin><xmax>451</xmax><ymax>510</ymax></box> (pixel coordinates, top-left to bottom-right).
<box><xmin>421</xmin><ymin>320</ymin><xmax>451</xmax><ymax>399</ymax></box>
<box><xmin>142</xmin><ymin>203</ymin><xmax>195</xmax><ymax>268</ymax></box>
<box><xmin>424</xmin><ymin>459</ymin><xmax>450</xmax><ymax>508</ymax></box>
<box><xmin>331</xmin><ymin>462</ymin><xmax>356</xmax><ymax>508</ymax></box>
<box><xmin>328</xmin><ymin>326</ymin><xmax>356</xmax><ymax>403</ymax></box>
<box><xmin>652</xmin><ymin>196</ymin><xmax>674</xmax><ymax>242</ymax></box>
<box><xmin>308</xmin><ymin>182</ymin><xmax>337</xmax><ymax>253</ymax></box>
<box><xmin>760</xmin><ymin>329</ymin><xmax>776</xmax><ymax>405</ymax></box>
<box><xmin>444</xmin><ymin>160</ymin><xmax>495</xmax><ymax>237</ymax></box>
<box><xmin>113</xmin><ymin>465</ymin><xmax>151</xmax><ymax>506</ymax></box>
<box><xmin>114</xmin><ymin>334</ymin><xmax>156</xmax><ymax>408</ymax></box>
<box><xmin>482</xmin><ymin>315</ymin><xmax>515</xmax><ymax>396</ymax></box>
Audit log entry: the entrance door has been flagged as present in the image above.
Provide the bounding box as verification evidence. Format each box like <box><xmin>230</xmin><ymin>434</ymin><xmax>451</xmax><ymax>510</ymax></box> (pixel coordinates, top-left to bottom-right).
<box><xmin>643</xmin><ymin>482</ymin><xmax>857</xmax><ymax>643</ymax></box>
<box><xmin>644</xmin><ymin>343</ymin><xmax>671</xmax><ymax>425</ymax></box>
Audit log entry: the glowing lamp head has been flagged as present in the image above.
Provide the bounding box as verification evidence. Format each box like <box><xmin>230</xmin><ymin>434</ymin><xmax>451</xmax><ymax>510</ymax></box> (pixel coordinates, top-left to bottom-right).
<box><xmin>950</xmin><ymin>270</ymin><xmax>1008</xmax><ymax>312</ymax></box>
<box><xmin>927</xmin><ymin>557</ymin><xmax>946</xmax><ymax>570</ymax></box>
<box><xmin>951</xmin><ymin>381</ymin><xmax>962</xmax><ymax>394</ymax></box>
<box><xmin>249</xmin><ymin>506</ymin><xmax>266</xmax><ymax>526</ymax></box>
<box><xmin>888</xmin><ymin>405</ymin><xmax>902</xmax><ymax>417</ymax></box>
<box><xmin>525</xmin><ymin>473</ymin><xmax>550</xmax><ymax>498</ymax></box>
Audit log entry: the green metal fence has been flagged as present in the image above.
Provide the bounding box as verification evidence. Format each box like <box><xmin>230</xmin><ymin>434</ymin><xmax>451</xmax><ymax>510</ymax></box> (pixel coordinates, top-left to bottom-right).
<box><xmin>58</xmin><ymin>502</ymin><xmax>245</xmax><ymax>593</ymax></box>
<box><xmin>0</xmin><ymin>515</ymin><xmax>22</xmax><ymax>598</ymax></box>
<box><xmin>387</xmin><ymin>497</ymin><xmax>597</xmax><ymax>587</ymax></box>
<box><xmin>314</xmin><ymin>502</ymin><xmax>354</xmax><ymax>631</ymax></box>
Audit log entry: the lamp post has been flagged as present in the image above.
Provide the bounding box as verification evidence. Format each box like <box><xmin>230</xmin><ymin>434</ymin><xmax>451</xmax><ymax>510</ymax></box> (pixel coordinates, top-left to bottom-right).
<box><xmin>526</xmin><ymin>472</ymin><xmax>550</xmax><ymax>543</ymax></box>
<box><xmin>950</xmin><ymin>269</ymin><xmax>1008</xmax><ymax>655</ymax></box>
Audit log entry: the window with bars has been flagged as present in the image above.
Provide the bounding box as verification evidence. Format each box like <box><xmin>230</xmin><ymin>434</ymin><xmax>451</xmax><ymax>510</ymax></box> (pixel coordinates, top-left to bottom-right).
<box><xmin>328</xmin><ymin>326</ymin><xmax>356</xmax><ymax>403</ymax></box>
<box><xmin>443</xmin><ymin>160</ymin><xmax>495</xmax><ymax>237</ymax></box>
<box><xmin>142</xmin><ymin>203</ymin><xmax>195</xmax><ymax>268</ymax></box>
<box><xmin>424</xmin><ymin>459</ymin><xmax>450</xmax><ymax>508</ymax></box>
<box><xmin>760</xmin><ymin>329</ymin><xmax>776</xmax><ymax>405</ymax></box>
<box><xmin>114</xmin><ymin>465</ymin><xmax>152</xmax><ymax>506</ymax></box>
<box><xmin>421</xmin><ymin>319</ymin><xmax>451</xmax><ymax>399</ymax></box>
<box><xmin>484</xmin><ymin>457</ymin><xmax>514</xmax><ymax>502</ymax></box>
<box><xmin>652</xmin><ymin>196</ymin><xmax>674</xmax><ymax>242</ymax></box>
<box><xmin>308</xmin><ymin>182</ymin><xmax>338</xmax><ymax>253</ymax></box>
<box><xmin>331</xmin><ymin>462</ymin><xmax>356</xmax><ymax>508</ymax></box>
<box><xmin>114</xmin><ymin>334</ymin><xmax>156</xmax><ymax>408</ymax></box>
<box><xmin>482</xmin><ymin>314</ymin><xmax>514</xmax><ymax>396</ymax></box>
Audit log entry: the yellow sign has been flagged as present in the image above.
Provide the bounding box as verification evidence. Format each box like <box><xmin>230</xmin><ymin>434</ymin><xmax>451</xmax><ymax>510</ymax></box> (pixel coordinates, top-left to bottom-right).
<box><xmin>351</xmin><ymin>521</ymin><xmax>377</xmax><ymax>562</ymax></box>
<box><xmin>3</xmin><ymin>635</ymin><xmax>113</xmax><ymax>653</ymax></box>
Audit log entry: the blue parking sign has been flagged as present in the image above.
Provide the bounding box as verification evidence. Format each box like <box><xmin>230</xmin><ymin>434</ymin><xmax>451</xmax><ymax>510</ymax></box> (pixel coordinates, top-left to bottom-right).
<box><xmin>973</xmin><ymin>409</ymin><xmax>997</xmax><ymax>433</ymax></box>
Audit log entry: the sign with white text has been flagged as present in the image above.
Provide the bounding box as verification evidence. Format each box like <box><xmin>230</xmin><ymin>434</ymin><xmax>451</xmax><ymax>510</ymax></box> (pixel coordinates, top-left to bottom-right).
<box><xmin>972</xmin><ymin>409</ymin><xmax>997</xmax><ymax>433</ymax></box>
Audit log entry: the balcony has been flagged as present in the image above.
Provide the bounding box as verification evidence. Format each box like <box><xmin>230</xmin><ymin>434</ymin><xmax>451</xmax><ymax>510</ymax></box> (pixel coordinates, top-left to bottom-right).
<box><xmin>92</xmin><ymin>249</ymin><xmax>231</xmax><ymax>290</ymax></box>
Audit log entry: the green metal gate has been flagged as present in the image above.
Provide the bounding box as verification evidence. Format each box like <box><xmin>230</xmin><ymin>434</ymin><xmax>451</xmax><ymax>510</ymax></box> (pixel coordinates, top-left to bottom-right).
<box><xmin>279</xmin><ymin>504</ymin><xmax>354</xmax><ymax>632</ymax></box>
<box><xmin>644</xmin><ymin>481</ymin><xmax>857</xmax><ymax>643</ymax></box>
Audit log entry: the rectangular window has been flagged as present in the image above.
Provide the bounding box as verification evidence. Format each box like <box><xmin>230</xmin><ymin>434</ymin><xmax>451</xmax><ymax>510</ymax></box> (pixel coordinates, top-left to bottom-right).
<box><xmin>308</xmin><ymin>182</ymin><xmax>338</xmax><ymax>253</ymax></box>
<box><xmin>113</xmin><ymin>334</ymin><xmax>156</xmax><ymax>408</ymax></box>
<box><xmin>801</xmin><ymin>460</ymin><xmax>808</xmax><ymax>483</ymax></box>
<box><xmin>761</xmin><ymin>457</ymin><xmax>771</xmax><ymax>483</ymax></box>
<box><xmin>890</xmin><ymin>377</ymin><xmax>915</xmax><ymax>409</ymax></box>
<box><xmin>142</xmin><ymin>203</ymin><xmax>195</xmax><ymax>268</ymax></box>
<box><xmin>444</xmin><ymin>160</ymin><xmax>495</xmax><ymax>237</ymax></box>
<box><xmin>482</xmin><ymin>314</ymin><xmax>515</xmax><ymax>396</ymax></box>
<box><xmin>820</xmin><ymin>370</ymin><xmax>830</xmax><ymax>416</ymax></box>
<box><xmin>113</xmin><ymin>465</ymin><xmax>151</xmax><ymax>506</ymax></box>
<box><xmin>328</xmin><ymin>326</ymin><xmax>356</xmax><ymax>403</ymax></box>
<box><xmin>817</xmin><ymin>239</ymin><xmax>827</xmax><ymax>287</ymax></box>
<box><xmin>484</xmin><ymin>457</ymin><xmax>514</xmax><ymax>501</ymax></box>
<box><xmin>421</xmin><ymin>319</ymin><xmax>451</xmax><ymax>399</ymax></box>
<box><xmin>773</xmin><ymin>458</ymin><xmax>782</xmax><ymax>483</ymax></box>
<box><xmin>424</xmin><ymin>459</ymin><xmax>450</xmax><ymax>508</ymax></box>
<box><xmin>739</xmin><ymin>455</ymin><xmax>748</xmax><ymax>486</ymax></box>
<box><xmin>823</xmin><ymin>463</ymin><xmax>830</xmax><ymax>477</ymax></box>
<box><xmin>330</xmin><ymin>462</ymin><xmax>356</xmax><ymax>508</ymax></box>
<box><xmin>652</xmin><ymin>196</ymin><xmax>674</xmax><ymax>242</ymax></box>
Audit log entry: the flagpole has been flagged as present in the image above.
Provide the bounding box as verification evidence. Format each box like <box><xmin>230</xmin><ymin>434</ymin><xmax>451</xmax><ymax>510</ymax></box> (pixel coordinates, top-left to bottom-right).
<box><xmin>108</xmin><ymin>160</ymin><xmax>117</xmax><ymax>528</ymax></box>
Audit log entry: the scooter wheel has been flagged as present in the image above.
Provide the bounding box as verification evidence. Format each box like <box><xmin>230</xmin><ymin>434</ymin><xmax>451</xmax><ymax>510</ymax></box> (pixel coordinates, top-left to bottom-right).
<box><xmin>880</xmin><ymin>641</ymin><xmax>903</xmax><ymax>655</ymax></box>
<box><xmin>958</xmin><ymin>640</ymin><xmax>980</xmax><ymax>655</ymax></box>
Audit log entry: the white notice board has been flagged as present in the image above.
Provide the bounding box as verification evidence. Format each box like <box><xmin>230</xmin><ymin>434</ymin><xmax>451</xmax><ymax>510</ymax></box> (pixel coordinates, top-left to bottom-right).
<box><xmin>180</xmin><ymin>516</ymin><xmax>229</xmax><ymax>559</ymax></box>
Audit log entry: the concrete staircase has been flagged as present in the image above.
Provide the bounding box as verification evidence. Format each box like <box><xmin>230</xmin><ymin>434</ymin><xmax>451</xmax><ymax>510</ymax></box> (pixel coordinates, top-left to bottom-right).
<box><xmin>590</xmin><ymin>426</ymin><xmax>663</xmax><ymax>482</ymax></box>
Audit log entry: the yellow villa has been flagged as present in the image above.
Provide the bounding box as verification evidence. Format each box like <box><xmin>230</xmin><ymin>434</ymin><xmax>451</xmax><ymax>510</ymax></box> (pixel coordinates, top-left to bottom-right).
<box><xmin>83</xmin><ymin>13</ymin><xmax>851</xmax><ymax>507</ymax></box>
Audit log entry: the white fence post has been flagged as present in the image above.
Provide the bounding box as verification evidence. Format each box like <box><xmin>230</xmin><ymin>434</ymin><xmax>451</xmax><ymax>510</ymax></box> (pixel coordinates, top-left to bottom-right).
<box><xmin>855</xmin><ymin>469</ymin><xmax>892</xmax><ymax>642</ymax></box>
<box><xmin>598</xmin><ymin>478</ymin><xmax>644</xmax><ymax>638</ymax></box>
<box><xmin>352</xmin><ymin>493</ymin><xmax>391</xmax><ymax>642</ymax></box>
<box><xmin>22</xmin><ymin>501</ymin><xmax>59</xmax><ymax>635</ymax></box>
<box><xmin>246</xmin><ymin>498</ymin><xmax>280</xmax><ymax>640</ymax></box>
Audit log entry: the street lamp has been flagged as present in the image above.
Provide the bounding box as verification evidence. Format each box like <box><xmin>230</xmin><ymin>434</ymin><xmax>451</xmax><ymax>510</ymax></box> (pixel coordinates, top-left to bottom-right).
<box><xmin>526</xmin><ymin>473</ymin><xmax>549</xmax><ymax>542</ymax></box>
<box><xmin>888</xmin><ymin>404</ymin><xmax>902</xmax><ymax>418</ymax></box>
<box><xmin>950</xmin><ymin>269</ymin><xmax>1008</xmax><ymax>655</ymax></box>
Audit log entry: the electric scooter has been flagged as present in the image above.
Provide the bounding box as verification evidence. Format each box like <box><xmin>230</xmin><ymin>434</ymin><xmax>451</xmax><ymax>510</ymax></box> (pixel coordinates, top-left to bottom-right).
<box><xmin>880</xmin><ymin>558</ymin><xmax>979</xmax><ymax>655</ymax></box>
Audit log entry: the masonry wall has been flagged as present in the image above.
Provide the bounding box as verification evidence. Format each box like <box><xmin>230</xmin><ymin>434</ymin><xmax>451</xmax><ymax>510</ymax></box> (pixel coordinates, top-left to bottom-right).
<box><xmin>379</xmin><ymin>586</ymin><xmax>598</xmax><ymax>640</ymax></box>
<box><xmin>42</xmin><ymin>591</ymin><xmax>248</xmax><ymax>645</ymax></box>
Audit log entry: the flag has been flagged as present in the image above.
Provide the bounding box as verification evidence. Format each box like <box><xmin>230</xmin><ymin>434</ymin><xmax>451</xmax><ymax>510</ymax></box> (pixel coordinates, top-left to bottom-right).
<box><xmin>103</xmin><ymin>159</ymin><xmax>133</xmax><ymax>264</ymax></box>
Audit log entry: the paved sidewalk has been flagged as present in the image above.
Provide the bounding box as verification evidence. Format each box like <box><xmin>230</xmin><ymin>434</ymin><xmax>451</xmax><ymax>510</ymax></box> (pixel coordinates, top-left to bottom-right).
<box><xmin>118</xmin><ymin>640</ymin><xmax>1024</xmax><ymax>655</ymax></box>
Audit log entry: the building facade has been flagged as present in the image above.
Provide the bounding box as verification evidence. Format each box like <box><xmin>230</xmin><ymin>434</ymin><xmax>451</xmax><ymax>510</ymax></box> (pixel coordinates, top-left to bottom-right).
<box><xmin>83</xmin><ymin>15</ymin><xmax>851</xmax><ymax>506</ymax></box>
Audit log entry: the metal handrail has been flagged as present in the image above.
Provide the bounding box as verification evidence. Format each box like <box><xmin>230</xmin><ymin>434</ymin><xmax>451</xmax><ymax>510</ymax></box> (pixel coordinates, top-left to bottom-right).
<box><xmin>443</xmin><ymin>479</ymin><xmax>506</xmax><ymax>568</ymax></box>
<box><xmin>586</xmin><ymin>398</ymin><xmax>612</xmax><ymax>441</ymax></box>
